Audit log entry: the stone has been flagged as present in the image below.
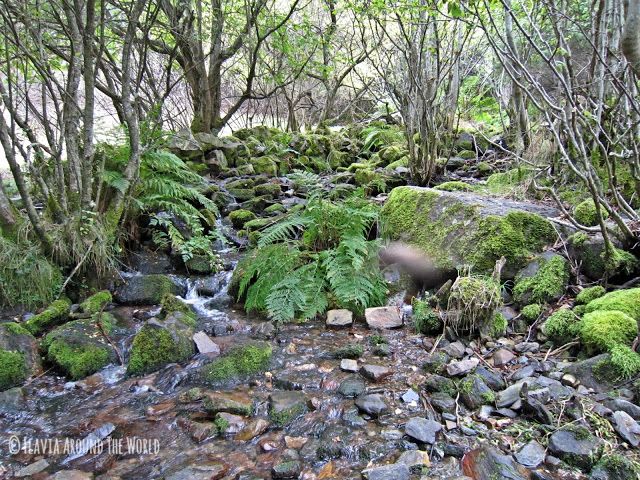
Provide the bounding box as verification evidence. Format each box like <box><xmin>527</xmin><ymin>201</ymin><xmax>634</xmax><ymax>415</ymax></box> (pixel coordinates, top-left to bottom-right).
<box><xmin>493</xmin><ymin>348</ymin><xmax>515</xmax><ymax>367</ymax></box>
<box><xmin>48</xmin><ymin>471</ymin><xmax>93</xmax><ymax>480</ymax></box>
<box><xmin>514</xmin><ymin>440</ymin><xmax>545</xmax><ymax>468</ymax></box>
<box><xmin>338</xmin><ymin>376</ymin><xmax>366</xmax><ymax>398</ymax></box>
<box><xmin>404</xmin><ymin>417</ymin><xmax>442</xmax><ymax>444</ymax></box>
<box><xmin>365</xmin><ymin>306</ymin><xmax>403</xmax><ymax>329</ymax></box>
<box><xmin>612</xmin><ymin>410</ymin><xmax>640</xmax><ymax>447</ymax></box>
<box><xmin>361</xmin><ymin>364</ymin><xmax>393</xmax><ymax>382</ymax></box>
<box><xmin>216</xmin><ymin>412</ymin><xmax>246</xmax><ymax>434</ymax></box>
<box><xmin>272</xmin><ymin>460</ymin><xmax>302</xmax><ymax>479</ymax></box>
<box><xmin>362</xmin><ymin>464</ymin><xmax>410</xmax><ymax>480</ymax></box>
<box><xmin>114</xmin><ymin>274</ymin><xmax>183</xmax><ymax>305</ymax></box>
<box><xmin>515</xmin><ymin>342</ymin><xmax>539</xmax><ymax>353</ymax></box>
<box><xmin>444</xmin><ymin>341</ymin><xmax>466</xmax><ymax>359</ymax></box>
<box><xmin>402</xmin><ymin>389</ymin><xmax>420</xmax><ymax>403</ymax></box>
<box><xmin>462</xmin><ymin>444</ymin><xmax>530</xmax><ymax>480</ymax></box>
<box><xmin>548</xmin><ymin>428</ymin><xmax>604</xmax><ymax>469</ymax></box>
<box><xmin>605</xmin><ymin>399</ymin><xmax>640</xmax><ymax>420</ymax></box>
<box><xmin>561</xmin><ymin>373</ymin><xmax>579</xmax><ymax>388</ymax></box>
<box><xmin>192</xmin><ymin>331</ymin><xmax>220</xmax><ymax>355</ymax></box>
<box><xmin>460</xmin><ymin>375</ymin><xmax>494</xmax><ymax>410</ymax></box>
<box><xmin>496</xmin><ymin>381</ymin><xmax>528</xmax><ymax>408</ymax></box>
<box><xmin>396</xmin><ymin>450</ymin><xmax>430</xmax><ymax>470</ymax></box>
<box><xmin>235</xmin><ymin>418</ymin><xmax>270</xmax><ymax>441</ymax></box>
<box><xmin>15</xmin><ymin>459</ymin><xmax>49</xmax><ymax>477</ymax></box>
<box><xmin>474</xmin><ymin>366</ymin><xmax>506</xmax><ymax>391</ymax></box>
<box><xmin>446</xmin><ymin>358</ymin><xmax>479</xmax><ymax>376</ymax></box>
<box><xmin>326</xmin><ymin>309</ymin><xmax>353</xmax><ymax>328</ymax></box>
<box><xmin>340</xmin><ymin>359</ymin><xmax>359</xmax><ymax>372</ymax></box>
<box><xmin>355</xmin><ymin>394</ymin><xmax>389</xmax><ymax>417</ymax></box>
<box><xmin>430</xmin><ymin>392</ymin><xmax>456</xmax><ymax>413</ymax></box>
<box><xmin>511</xmin><ymin>365</ymin><xmax>536</xmax><ymax>382</ymax></box>
<box><xmin>269</xmin><ymin>391</ymin><xmax>308</xmax><ymax>427</ymax></box>
<box><xmin>165</xmin><ymin>463</ymin><xmax>228</xmax><ymax>480</ymax></box>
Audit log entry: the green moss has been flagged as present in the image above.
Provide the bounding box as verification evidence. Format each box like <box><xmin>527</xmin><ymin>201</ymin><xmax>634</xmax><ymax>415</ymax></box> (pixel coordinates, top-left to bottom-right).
<box><xmin>385</xmin><ymin>157</ymin><xmax>408</xmax><ymax>170</ymax></box>
<box><xmin>0</xmin><ymin>349</ymin><xmax>26</xmax><ymax>390</ymax></box>
<box><xmin>244</xmin><ymin>217</ymin><xmax>273</xmax><ymax>232</ymax></box>
<box><xmin>491</xmin><ymin>313</ymin><xmax>508</xmax><ymax>337</ymax></box>
<box><xmin>46</xmin><ymin>341</ymin><xmax>111</xmax><ymax>380</ymax></box>
<box><xmin>575</xmin><ymin>286</ymin><xmax>606</xmax><ymax>305</ymax></box>
<box><xmin>80</xmin><ymin>290</ymin><xmax>112</xmax><ymax>315</ymax></box>
<box><xmin>264</xmin><ymin>203</ymin><xmax>286</xmax><ymax>214</ymax></box>
<box><xmin>579</xmin><ymin>310</ymin><xmax>637</xmax><ymax>353</ymax></box>
<box><xmin>24</xmin><ymin>298</ymin><xmax>72</xmax><ymax>335</ymax></box>
<box><xmin>594</xmin><ymin>453</ymin><xmax>640</xmax><ymax>478</ymax></box>
<box><xmin>127</xmin><ymin>324</ymin><xmax>194</xmax><ymax>376</ymax></box>
<box><xmin>584</xmin><ymin>288</ymin><xmax>640</xmax><ymax>320</ymax></box>
<box><xmin>521</xmin><ymin>304</ymin><xmax>542</xmax><ymax>322</ymax></box>
<box><xmin>485</xmin><ymin>167</ymin><xmax>531</xmax><ymax>195</ymax></box>
<box><xmin>543</xmin><ymin>308</ymin><xmax>580</xmax><ymax>344</ymax></box>
<box><xmin>481</xmin><ymin>390</ymin><xmax>496</xmax><ymax>403</ymax></box>
<box><xmin>4</xmin><ymin>322</ymin><xmax>31</xmax><ymax>336</ymax></box>
<box><xmin>477</xmin><ymin>162</ymin><xmax>492</xmax><ymax>175</ymax></box>
<box><xmin>513</xmin><ymin>256</ymin><xmax>569</xmax><ymax>305</ymax></box>
<box><xmin>423</xmin><ymin>351</ymin><xmax>449</xmax><ymax>374</ymax></box>
<box><xmin>228</xmin><ymin>209</ymin><xmax>257</xmax><ymax>228</ymax></box>
<box><xmin>434</xmin><ymin>181</ymin><xmax>472</xmax><ymax>192</ymax></box>
<box><xmin>254</xmin><ymin>183</ymin><xmax>281</xmax><ymax>198</ymax></box>
<box><xmin>202</xmin><ymin>342</ymin><xmax>272</xmax><ymax>383</ymax></box>
<box><xmin>226</xmin><ymin>187</ymin><xmax>255</xmax><ymax>201</ymax></box>
<box><xmin>608</xmin><ymin>345</ymin><xmax>640</xmax><ymax>380</ymax></box>
<box><xmin>160</xmin><ymin>294</ymin><xmax>196</xmax><ymax>325</ymax></box>
<box><xmin>332</xmin><ymin>343</ymin><xmax>364</xmax><ymax>359</ymax></box>
<box><xmin>572</xmin><ymin>304</ymin><xmax>586</xmax><ymax>316</ymax></box>
<box><xmin>252</xmin><ymin>156</ymin><xmax>278</xmax><ymax>176</ymax></box>
<box><xmin>269</xmin><ymin>402</ymin><xmax>307</xmax><ymax>427</ymax></box>
<box><xmin>214</xmin><ymin>414</ymin><xmax>230</xmax><ymax>434</ymax></box>
<box><xmin>380</xmin><ymin>186</ymin><xmax>555</xmax><ymax>275</ymax></box>
<box><xmin>573</xmin><ymin>199</ymin><xmax>607</xmax><ymax>227</ymax></box>
<box><xmin>412</xmin><ymin>298</ymin><xmax>442</xmax><ymax>334</ymax></box>
<box><xmin>354</xmin><ymin>168</ymin><xmax>378</xmax><ymax>186</ymax></box>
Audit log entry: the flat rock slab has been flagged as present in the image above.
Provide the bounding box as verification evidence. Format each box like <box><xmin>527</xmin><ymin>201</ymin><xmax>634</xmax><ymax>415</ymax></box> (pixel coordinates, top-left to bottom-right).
<box><xmin>340</xmin><ymin>359</ymin><xmax>359</xmax><ymax>372</ymax></box>
<box><xmin>493</xmin><ymin>348</ymin><xmax>515</xmax><ymax>367</ymax></box>
<box><xmin>361</xmin><ymin>364</ymin><xmax>393</xmax><ymax>382</ymax></box>
<box><xmin>355</xmin><ymin>394</ymin><xmax>389</xmax><ymax>417</ymax></box>
<box><xmin>613</xmin><ymin>410</ymin><xmax>640</xmax><ymax>447</ymax></box>
<box><xmin>514</xmin><ymin>440</ymin><xmax>545</xmax><ymax>468</ymax></box>
<box><xmin>362</xmin><ymin>464</ymin><xmax>410</xmax><ymax>480</ymax></box>
<box><xmin>193</xmin><ymin>331</ymin><xmax>220</xmax><ymax>355</ymax></box>
<box><xmin>326</xmin><ymin>309</ymin><xmax>353</xmax><ymax>327</ymax></box>
<box><xmin>446</xmin><ymin>358</ymin><xmax>479</xmax><ymax>376</ymax></box>
<box><xmin>365</xmin><ymin>306</ymin><xmax>403</xmax><ymax>329</ymax></box>
<box><xmin>404</xmin><ymin>417</ymin><xmax>442</xmax><ymax>444</ymax></box>
<box><xmin>548</xmin><ymin>429</ymin><xmax>603</xmax><ymax>470</ymax></box>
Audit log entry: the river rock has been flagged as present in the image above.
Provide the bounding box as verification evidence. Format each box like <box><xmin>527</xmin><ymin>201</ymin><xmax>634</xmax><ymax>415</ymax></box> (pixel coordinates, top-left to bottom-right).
<box><xmin>362</xmin><ymin>463</ymin><xmax>410</xmax><ymax>480</ymax></box>
<box><xmin>48</xmin><ymin>471</ymin><xmax>93</xmax><ymax>480</ymax></box>
<box><xmin>612</xmin><ymin>410</ymin><xmax>640</xmax><ymax>447</ymax></box>
<box><xmin>365</xmin><ymin>306</ymin><xmax>403</xmax><ymax>329</ymax></box>
<box><xmin>401</xmin><ymin>389</ymin><xmax>420</xmax><ymax>403</ymax></box>
<box><xmin>462</xmin><ymin>444</ymin><xmax>530</xmax><ymax>480</ymax></box>
<box><xmin>430</xmin><ymin>392</ymin><xmax>456</xmax><ymax>413</ymax></box>
<box><xmin>355</xmin><ymin>394</ymin><xmax>389</xmax><ymax>417</ymax></box>
<box><xmin>474</xmin><ymin>366</ymin><xmax>506</xmax><ymax>391</ymax></box>
<box><xmin>605</xmin><ymin>399</ymin><xmax>640</xmax><ymax>420</ymax></box>
<box><xmin>404</xmin><ymin>417</ymin><xmax>442</xmax><ymax>444</ymax></box>
<box><xmin>514</xmin><ymin>440</ymin><xmax>545</xmax><ymax>468</ymax></box>
<box><xmin>396</xmin><ymin>450</ymin><xmax>431</xmax><ymax>470</ymax></box>
<box><xmin>493</xmin><ymin>348</ymin><xmax>515</xmax><ymax>367</ymax></box>
<box><xmin>446</xmin><ymin>358</ymin><xmax>479</xmax><ymax>376</ymax></box>
<box><xmin>114</xmin><ymin>274</ymin><xmax>183</xmax><ymax>305</ymax></box>
<box><xmin>361</xmin><ymin>364</ymin><xmax>392</xmax><ymax>382</ymax></box>
<box><xmin>16</xmin><ymin>459</ymin><xmax>49</xmax><ymax>477</ymax></box>
<box><xmin>460</xmin><ymin>375</ymin><xmax>494</xmax><ymax>410</ymax></box>
<box><xmin>338</xmin><ymin>376</ymin><xmax>366</xmax><ymax>398</ymax></box>
<box><xmin>235</xmin><ymin>418</ymin><xmax>270</xmax><ymax>441</ymax></box>
<box><xmin>0</xmin><ymin>322</ymin><xmax>42</xmax><ymax>389</ymax></box>
<box><xmin>340</xmin><ymin>359</ymin><xmax>359</xmax><ymax>372</ymax></box>
<box><xmin>165</xmin><ymin>462</ymin><xmax>228</xmax><ymax>480</ymax></box>
<box><xmin>563</xmin><ymin>354</ymin><xmax>614</xmax><ymax>392</ymax></box>
<box><xmin>269</xmin><ymin>391</ymin><xmax>308</xmax><ymax>426</ymax></box>
<box><xmin>192</xmin><ymin>331</ymin><xmax>220</xmax><ymax>355</ymax></box>
<box><xmin>326</xmin><ymin>309</ymin><xmax>353</xmax><ymax>328</ymax></box>
<box><xmin>272</xmin><ymin>460</ymin><xmax>302</xmax><ymax>479</ymax></box>
<box><xmin>548</xmin><ymin>428</ymin><xmax>604</xmax><ymax>469</ymax></box>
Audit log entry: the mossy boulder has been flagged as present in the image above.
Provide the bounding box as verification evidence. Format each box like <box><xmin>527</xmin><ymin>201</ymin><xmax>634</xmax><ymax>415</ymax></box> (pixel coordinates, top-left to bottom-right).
<box><xmin>200</xmin><ymin>341</ymin><xmax>272</xmax><ymax>384</ymax></box>
<box><xmin>579</xmin><ymin>310</ymin><xmax>637</xmax><ymax>354</ymax></box>
<box><xmin>328</xmin><ymin>149</ymin><xmax>350</xmax><ymax>169</ymax></box>
<box><xmin>0</xmin><ymin>322</ymin><xmax>41</xmax><ymax>390</ymax></box>
<box><xmin>521</xmin><ymin>304</ymin><xmax>542</xmax><ymax>322</ymax></box>
<box><xmin>434</xmin><ymin>181</ymin><xmax>472</xmax><ymax>192</ymax></box>
<box><xmin>567</xmin><ymin>233</ymin><xmax>639</xmax><ymax>280</ymax></box>
<box><xmin>354</xmin><ymin>168</ymin><xmax>379</xmax><ymax>186</ymax></box>
<box><xmin>252</xmin><ymin>156</ymin><xmax>279</xmax><ymax>176</ymax></box>
<box><xmin>80</xmin><ymin>290</ymin><xmax>112</xmax><ymax>315</ymax></box>
<box><xmin>543</xmin><ymin>308</ymin><xmax>580</xmax><ymax>345</ymax></box>
<box><xmin>264</xmin><ymin>203</ymin><xmax>286</xmax><ymax>215</ymax></box>
<box><xmin>485</xmin><ymin>167</ymin><xmax>531</xmax><ymax>195</ymax></box>
<box><xmin>185</xmin><ymin>255</ymin><xmax>218</xmax><ymax>275</ymax></box>
<box><xmin>127</xmin><ymin>311</ymin><xmax>196</xmax><ymax>376</ymax></box>
<box><xmin>254</xmin><ymin>182</ymin><xmax>281</xmax><ymax>198</ymax></box>
<box><xmin>229</xmin><ymin>209</ymin><xmax>257</xmax><ymax>228</ymax></box>
<box><xmin>575</xmin><ymin>285</ymin><xmax>606</xmax><ymax>305</ymax></box>
<box><xmin>226</xmin><ymin>187</ymin><xmax>255</xmax><ymax>202</ymax></box>
<box><xmin>24</xmin><ymin>297</ymin><xmax>72</xmax><ymax>335</ymax></box>
<box><xmin>584</xmin><ymin>288</ymin><xmax>640</xmax><ymax>320</ymax></box>
<box><xmin>512</xmin><ymin>253</ymin><xmax>569</xmax><ymax>306</ymax></box>
<box><xmin>573</xmin><ymin>199</ymin><xmax>607</xmax><ymax>227</ymax></box>
<box><xmin>43</xmin><ymin>314</ymin><xmax>118</xmax><ymax>380</ymax></box>
<box><xmin>412</xmin><ymin>298</ymin><xmax>442</xmax><ymax>334</ymax></box>
<box><xmin>380</xmin><ymin>186</ymin><xmax>557</xmax><ymax>278</ymax></box>
<box><xmin>114</xmin><ymin>274</ymin><xmax>183</xmax><ymax>305</ymax></box>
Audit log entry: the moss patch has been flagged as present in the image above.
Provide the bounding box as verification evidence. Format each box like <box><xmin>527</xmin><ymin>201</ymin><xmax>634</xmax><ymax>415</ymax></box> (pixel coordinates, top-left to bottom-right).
<box><xmin>521</xmin><ymin>304</ymin><xmax>542</xmax><ymax>322</ymax></box>
<box><xmin>80</xmin><ymin>290</ymin><xmax>112</xmax><ymax>315</ymax></box>
<box><xmin>160</xmin><ymin>294</ymin><xmax>196</xmax><ymax>325</ymax></box>
<box><xmin>229</xmin><ymin>209</ymin><xmax>257</xmax><ymax>228</ymax></box>
<box><xmin>412</xmin><ymin>298</ymin><xmax>442</xmax><ymax>334</ymax></box>
<box><xmin>579</xmin><ymin>310</ymin><xmax>637</xmax><ymax>353</ymax></box>
<box><xmin>575</xmin><ymin>286</ymin><xmax>606</xmax><ymax>305</ymax></box>
<box><xmin>332</xmin><ymin>343</ymin><xmax>364</xmax><ymax>359</ymax></box>
<box><xmin>0</xmin><ymin>349</ymin><xmax>26</xmax><ymax>390</ymax></box>
<box><xmin>573</xmin><ymin>199</ymin><xmax>607</xmax><ymax>227</ymax></box>
<box><xmin>201</xmin><ymin>342</ymin><xmax>272</xmax><ymax>383</ymax></box>
<box><xmin>434</xmin><ymin>181</ymin><xmax>472</xmax><ymax>192</ymax></box>
<box><xmin>47</xmin><ymin>341</ymin><xmax>111</xmax><ymax>380</ymax></box>
<box><xmin>513</xmin><ymin>255</ymin><xmax>569</xmax><ymax>305</ymax></box>
<box><xmin>584</xmin><ymin>288</ymin><xmax>640</xmax><ymax>320</ymax></box>
<box><xmin>24</xmin><ymin>298</ymin><xmax>72</xmax><ymax>335</ymax></box>
<box><xmin>543</xmin><ymin>308</ymin><xmax>580</xmax><ymax>345</ymax></box>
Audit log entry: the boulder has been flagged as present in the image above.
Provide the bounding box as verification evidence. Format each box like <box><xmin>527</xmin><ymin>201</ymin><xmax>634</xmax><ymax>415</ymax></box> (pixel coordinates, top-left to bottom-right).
<box><xmin>548</xmin><ymin>427</ymin><xmax>603</xmax><ymax>469</ymax></box>
<box><xmin>512</xmin><ymin>252</ymin><xmax>569</xmax><ymax>305</ymax></box>
<box><xmin>365</xmin><ymin>306</ymin><xmax>403</xmax><ymax>329</ymax></box>
<box><xmin>404</xmin><ymin>417</ymin><xmax>442</xmax><ymax>444</ymax></box>
<box><xmin>381</xmin><ymin>186</ymin><xmax>558</xmax><ymax>278</ymax></box>
<box><xmin>355</xmin><ymin>393</ymin><xmax>389</xmax><ymax>416</ymax></box>
<box><xmin>326</xmin><ymin>309</ymin><xmax>353</xmax><ymax>328</ymax></box>
<box><xmin>0</xmin><ymin>323</ymin><xmax>41</xmax><ymax>390</ymax></box>
<box><xmin>114</xmin><ymin>274</ymin><xmax>183</xmax><ymax>305</ymax></box>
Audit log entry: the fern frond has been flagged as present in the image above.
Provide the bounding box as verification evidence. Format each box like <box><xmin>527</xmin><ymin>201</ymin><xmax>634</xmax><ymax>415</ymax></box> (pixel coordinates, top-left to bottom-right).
<box><xmin>257</xmin><ymin>214</ymin><xmax>309</xmax><ymax>247</ymax></box>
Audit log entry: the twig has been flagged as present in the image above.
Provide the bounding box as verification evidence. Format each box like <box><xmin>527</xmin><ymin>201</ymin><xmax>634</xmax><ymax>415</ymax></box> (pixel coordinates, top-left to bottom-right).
<box><xmin>543</xmin><ymin>340</ymin><xmax>579</xmax><ymax>361</ymax></box>
<box><xmin>57</xmin><ymin>242</ymin><xmax>94</xmax><ymax>299</ymax></box>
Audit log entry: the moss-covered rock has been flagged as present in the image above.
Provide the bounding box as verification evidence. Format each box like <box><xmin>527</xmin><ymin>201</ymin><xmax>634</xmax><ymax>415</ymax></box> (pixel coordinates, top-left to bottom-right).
<box><xmin>380</xmin><ymin>186</ymin><xmax>556</xmax><ymax>278</ymax></box>
<box><xmin>185</xmin><ymin>255</ymin><xmax>218</xmax><ymax>274</ymax></box>
<box><xmin>354</xmin><ymin>168</ymin><xmax>379</xmax><ymax>186</ymax></box>
<box><xmin>448</xmin><ymin>275</ymin><xmax>501</xmax><ymax>335</ymax></box>
<box><xmin>521</xmin><ymin>304</ymin><xmax>542</xmax><ymax>322</ymax></box>
<box><xmin>43</xmin><ymin>314</ymin><xmax>118</xmax><ymax>380</ymax></box>
<box><xmin>591</xmin><ymin>453</ymin><xmax>640</xmax><ymax>480</ymax></box>
<box><xmin>0</xmin><ymin>322</ymin><xmax>41</xmax><ymax>390</ymax></box>
<box><xmin>567</xmin><ymin>233</ymin><xmax>639</xmax><ymax>280</ymax></box>
<box><xmin>0</xmin><ymin>350</ymin><xmax>27</xmax><ymax>391</ymax></box>
<box><xmin>254</xmin><ymin>183</ymin><xmax>281</xmax><ymax>198</ymax></box>
<box><xmin>434</xmin><ymin>181</ymin><xmax>472</xmax><ymax>192</ymax></box>
<box><xmin>200</xmin><ymin>341</ymin><xmax>272</xmax><ymax>384</ymax></box>
<box><xmin>328</xmin><ymin>149</ymin><xmax>350</xmax><ymax>169</ymax></box>
<box><xmin>573</xmin><ymin>199</ymin><xmax>607</xmax><ymax>227</ymax></box>
<box><xmin>512</xmin><ymin>253</ymin><xmax>569</xmax><ymax>305</ymax></box>
<box><xmin>127</xmin><ymin>312</ymin><xmax>195</xmax><ymax>376</ymax></box>
<box><xmin>160</xmin><ymin>294</ymin><xmax>196</xmax><ymax>324</ymax></box>
<box><xmin>226</xmin><ymin>187</ymin><xmax>255</xmax><ymax>202</ymax></box>
<box><xmin>579</xmin><ymin>310</ymin><xmax>637</xmax><ymax>353</ymax></box>
<box><xmin>575</xmin><ymin>285</ymin><xmax>605</xmax><ymax>305</ymax></box>
<box><xmin>584</xmin><ymin>288</ymin><xmax>640</xmax><ymax>320</ymax></box>
<box><xmin>252</xmin><ymin>156</ymin><xmax>279</xmax><ymax>176</ymax></box>
<box><xmin>412</xmin><ymin>298</ymin><xmax>442</xmax><ymax>334</ymax></box>
<box><xmin>244</xmin><ymin>217</ymin><xmax>273</xmax><ymax>232</ymax></box>
<box><xmin>264</xmin><ymin>203</ymin><xmax>286</xmax><ymax>215</ymax></box>
<box><xmin>114</xmin><ymin>274</ymin><xmax>182</xmax><ymax>305</ymax></box>
<box><xmin>485</xmin><ymin>167</ymin><xmax>531</xmax><ymax>195</ymax></box>
<box><xmin>24</xmin><ymin>298</ymin><xmax>72</xmax><ymax>335</ymax></box>
<box><xmin>80</xmin><ymin>290</ymin><xmax>112</xmax><ymax>315</ymax></box>
<box><xmin>543</xmin><ymin>308</ymin><xmax>580</xmax><ymax>345</ymax></box>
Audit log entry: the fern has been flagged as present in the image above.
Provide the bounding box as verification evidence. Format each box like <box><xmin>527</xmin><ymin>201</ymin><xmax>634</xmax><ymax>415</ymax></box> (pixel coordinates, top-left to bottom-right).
<box><xmin>360</xmin><ymin>124</ymin><xmax>406</xmax><ymax>152</ymax></box>
<box><xmin>257</xmin><ymin>215</ymin><xmax>308</xmax><ymax>247</ymax></box>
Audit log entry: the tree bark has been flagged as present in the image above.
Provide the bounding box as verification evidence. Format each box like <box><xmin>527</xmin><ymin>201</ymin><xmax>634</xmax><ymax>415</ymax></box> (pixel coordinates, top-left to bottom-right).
<box><xmin>623</xmin><ymin>0</ymin><xmax>640</xmax><ymax>75</ymax></box>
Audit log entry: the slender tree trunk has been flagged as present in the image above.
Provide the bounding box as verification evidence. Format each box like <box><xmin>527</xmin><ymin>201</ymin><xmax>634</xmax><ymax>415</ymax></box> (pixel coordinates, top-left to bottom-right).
<box><xmin>623</xmin><ymin>0</ymin><xmax>640</xmax><ymax>75</ymax></box>
<box><xmin>0</xmin><ymin>180</ymin><xmax>16</xmax><ymax>234</ymax></box>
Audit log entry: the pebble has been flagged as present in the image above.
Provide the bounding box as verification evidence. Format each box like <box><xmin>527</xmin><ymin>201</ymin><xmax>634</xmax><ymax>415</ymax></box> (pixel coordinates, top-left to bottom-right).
<box><xmin>355</xmin><ymin>394</ymin><xmax>389</xmax><ymax>417</ymax></box>
<box><xmin>401</xmin><ymin>389</ymin><xmax>420</xmax><ymax>403</ymax></box>
<box><xmin>192</xmin><ymin>331</ymin><xmax>220</xmax><ymax>355</ymax></box>
<box><xmin>361</xmin><ymin>364</ymin><xmax>393</xmax><ymax>382</ymax></box>
<box><xmin>15</xmin><ymin>459</ymin><xmax>49</xmax><ymax>478</ymax></box>
<box><xmin>362</xmin><ymin>463</ymin><xmax>410</xmax><ymax>480</ymax></box>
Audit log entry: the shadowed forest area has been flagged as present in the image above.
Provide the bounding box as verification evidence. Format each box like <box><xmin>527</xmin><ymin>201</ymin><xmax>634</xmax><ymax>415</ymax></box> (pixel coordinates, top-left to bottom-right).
<box><xmin>2</xmin><ymin>1</ymin><xmax>640</xmax><ymax>479</ymax></box>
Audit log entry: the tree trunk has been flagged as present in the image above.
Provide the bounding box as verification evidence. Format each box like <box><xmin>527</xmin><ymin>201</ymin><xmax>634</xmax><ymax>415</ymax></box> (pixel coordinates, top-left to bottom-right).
<box><xmin>0</xmin><ymin>180</ymin><xmax>16</xmax><ymax>234</ymax></box>
<box><xmin>623</xmin><ymin>0</ymin><xmax>640</xmax><ymax>75</ymax></box>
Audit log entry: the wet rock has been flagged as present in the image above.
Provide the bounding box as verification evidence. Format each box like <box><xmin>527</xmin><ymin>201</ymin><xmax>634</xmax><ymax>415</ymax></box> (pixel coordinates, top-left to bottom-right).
<box><xmin>177</xmin><ymin>417</ymin><xmax>216</xmax><ymax>442</ymax></box>
<box><xmin>365</xmin><ymin>306</ymin><xmax>403</xmax><ymax>329</ymax></box>
<box><xmin>235</xmin><ymin>418</ymin><xmax>270</xmax><ymax>441</ymax></box>
<box><xmin>252</xmin><ymin>321</ymin><xmax>276</xmax><ymax>339</ymax></box>
<box><xmin>462</xmin><ymin>444</ymin><xmax>530</xmax><ymax>480</ymax></box>
<box><xmin>0</xmin><ymin>323</ymin><xmax>41</xmax><ymax>390</ymax></box>
<box><xmin>165</xmin><ymin>463</ymin><xmax>228</xmax><ymax>480</ymax></box>
<box><xmin>326</xmin><ymin>309</ymin><xmax>353</xmax><ymax>328</ymax></box>
<box><xmin>114</xmin><ymin>274</ymin><xmax>183</xmax><ymax>305</ymax></box>
<box><xmin>563</xmin><ymin>354</ymin><xmax>613</xmax><ymax>392</ymax></box>
<box><xmin>285</xmin><ymin>436</ymin><xmax>308</xmax><ymax>449</ymax></box>
<box><xmin>474</xmin><ymin>366</ymin><xmax>506</xmax><ymax>391</ymax></box>
<box><xmin>396</xmin><ymin>450</ymin><xmax>431</xmax><ymax>471</ymax></box>
<box><xmin>561</xmin><ymin>373</ymin><xmax>579</xmax><ymax>388</ymax></box>
<box><xmin>272</xmin><ymin>460</ymin><xmax>302</xmax><ymax>479</ymax></box>
<box><xmin>340</xmin><ymin>359</ymin><xmax>359</xmax><ymax>372</ymax></box>
<box><xmin>338</xmin><ymin>376</ymin><xmax>366</xmax><ymax>398</ymax></box>
<box><xmin>460</xmin><ymin>375</ymin><xmax>495</xmax><ymax>410</ymax></box>
<box><xmin>404</xmin><ymin>417</ymin><xmax>442</xmax><ymax>444</ymax></box>
<box><xmin>514</xmin><ymin>440</ymin><xmax>545</xmax><ymax>468</ymax></box>
<box><xmin>269</xmin><ymin>391</ymin><xmax>308</xmax><ymax>427</ymax></box>
<box><xmin>355</xmin><ymin>393</ymin><xmax>389</xmax><ymax>417</ymax></box>
<box><xmin>192</xmin><ymin>331</ymin><xmax>220</xmax><ymax>355</ymax></box>
<box><xmin>548</xmin><ymin>428</ymin><xmax>603</xmax><ymax>469</ymax></box>
<box><xmin>493</xmin><ymin>348</ymin><xmax>515</xmax><ymax>367</ymax></box>
<box><xmin>361</xmin><ymin>364</ymin><xmax>393</xmax><ymax>382</ymax></box>
<box><xmin>129</xmin><ymin>249</ymin><xmax>173</xmax><ymax>274</ymax></box>
<box><xmin>511</xmin><ymin>365</ymin><xmax>536</xmax><ymax>382</ymax></box>
<box><xmin>431</xmin><ymin>392</ymin><xmax>456</xmax><ymax>413</ymax></box>
<box><xmin>0</xmin><ymin>387</ymin><xmax>25</xmax><ymax>414</ymax></box>
<box><xmin>203</xmin><ymin>392</ymin><xmax>253</xmax><ymax>416</ymax></box>
<box><xmin>496</xmin><ymin>381</ymin><xmax>528</xmax><ymax>408</ymax></box>
<box><xmin>605</xmin><ymin>399</ymin><xmax>640</xmax><ymax>420</ymax></box>
<box><xmin>423</xmin><ymin>351</ymin><xmax>450</xmax><ymax>374</ymax></box>
<box><xmin>424</xmin><ymin>374</ymin><xmax>456</xmax><ymax>395</ymax></box>
<box><xmin>48</xmin><ymin>471</ymin><xmax>93</xmax><ymax>480</ymax></box>
<box><xmin>447</xmin><ymin>358</ymin><xmax>479</xmax><ymax>376</ymax></box>
<box><xmin>362</xmin><ymin>463</ymin><xmax>410</xmax><ymax>480</ymax></box>
<box><xmin>612</xmin><ymin>410</ymin><xmax>640</xmax><ymax>447</ymax></box>
<box><xmin>16</xmin><ymin>459</ymin><xmax>49</xmax><ymax>477</ymax></box>
<box><xmin>273</xmin><ymin>370</ymin><xmax>322</xmax><ymax>390</ymax></box>
<box><xmin>216</xmin><ymin>412</ymin><xmax>246</xmax><ymax>434</ymax></box>
<box><xmin>521</xmin><ymin>387</ymin><xmax>554</xmax><ymax>424</ymax></box>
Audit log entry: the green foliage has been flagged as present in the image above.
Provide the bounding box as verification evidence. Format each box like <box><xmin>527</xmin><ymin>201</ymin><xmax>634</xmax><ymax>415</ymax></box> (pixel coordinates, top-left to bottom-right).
<box><xmin>447</xmin><ymin>275</ymin><xmax>501</xmax><ymax>334</ymax></box>
<box><xmin>24</xmin><ymin>298</ymin><xmax>72</xmax><ymax>335</ymax></box>
<box><xmin>0</xmin><ymin>349</ymin><xmax>26</xmax><ymax>390</ymax></box>
<box><xmin>513</xmin><ymin>255</ymin><xmax>569</xmax><ymax>305</ymax></box>
<box><xmin>579</xmin><ymin>310</ymin><xmax>637</xmax><ymax>353</ymax></box>
<box><xmin>0</xmin><ymin>236</ymin><xmax>62</xmax><ymax>309</ymax></box>
<box><xmin>412</xmin><ymin>298</ymin><xmax>442</xmax><ymax>334</ymax></box>
<box><xmin>484</xmin><ymin>167</ymin><xmax>532</xmax><ymax>196</ymax></box>
<box><xmin>201</xmin><ymin>342</ymin><xmax>272</xmax><ymax>383</ymax></box>
<box><xmin>575</xmin><ymin>286</ymin><xmax>606</xmax><ymax>305</ymax></box>
<box><xmin>359</xmin><ymin>123</ymin><xmax>405</xmax><ymax>152</ymax></box>
<box><xmin>543</xmin><ymin>308</ymin><xmax>580</xmax><ymax>344</ymax></box>
<box><xmin>492</xmin><ymin>312</ymin><xmax>508</xmax><ymax>337</ymax></box>
<box><xmin>573</xmin><ymin>199</ymin><xmax>607</xmax><ymax>227</ymax></box>
<box><xmin>80</xmin><ymin>291</ymin><xmax>112</xmax><ymax>315</ymax></box>
<box><xmin>235</xmin><ymin>190</ymin><xmax>386</xmax><ymax>323</ymax></box>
